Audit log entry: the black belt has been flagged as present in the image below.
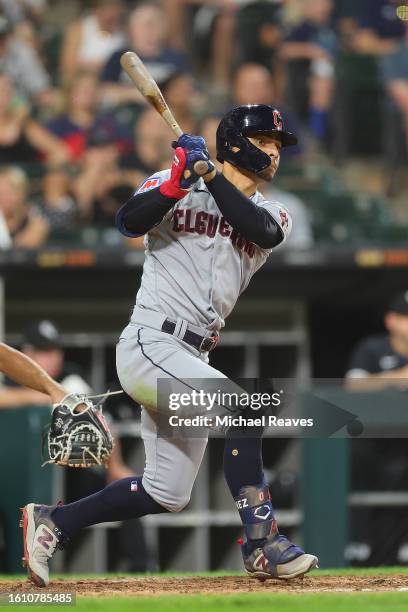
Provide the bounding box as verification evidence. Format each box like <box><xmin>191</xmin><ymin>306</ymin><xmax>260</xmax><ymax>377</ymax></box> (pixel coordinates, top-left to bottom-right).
<box><xmin>161</xmin><ymin>319</ymin><xmax>219</xmax><ymax>353</ymax></box>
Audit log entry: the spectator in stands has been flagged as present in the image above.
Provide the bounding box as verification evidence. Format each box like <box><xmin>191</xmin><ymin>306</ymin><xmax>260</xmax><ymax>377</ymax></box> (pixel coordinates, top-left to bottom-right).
<box><xmin>48</xmin><ymin>71</ymin><xmax>131</xmax><ymax>162</ymax></box>
<box><xmin>0</xmin><ymin>72</ymin><xmax>69</xmax><ymax>166</ymax></box>
<box><xmin>101</xmin><ymin>2</ymin><xmax>189</xmax><ymax>108</ymax></box>
<box><xmin>231</xmin><ymin>63</ymin><xmax>303</xmax><ymax>156</ymax></box>
<box><xmin>232</xmin><ymin>61</ymin><xmax>278</xmax><ymax>106</ymax></box>
<box><xmin>91</xmin><ymin>183</ymin><xmax>134</xmax><ymax>228</ymax></box>
<box><xmin>380</xmin><ymin>20</ymin><xmax>408</xmax><ymax>146</ymax></box>
<box><xmin>236</xmin><ymin>1</ymin><xmax>284</xmax><ymax>89</ymax></box>
<box><xmin>60</xmin><ymin>0</ymin><xmax>125</xmax><ymax>83</ymax></box>
<box><xmin>119</xmin><ymin>107</ymin><xmax>174</xmax><ymax>183</ymax></box>
<box><xmin>0</xmin><ymin>166</ymin><xmax>49</xmax><ymax>249</ymax></box>
<box><xmin>160</xmin><ymin>72</ymin><xmax>200</xmax><ymax>134</ymax></box>
<box><xmin>36</xmin><ymin>168</ymin><xmax>78</xmax><ymax>234</ymax></box>
<box><xmin>48</xmin><ymin>71</ymin><xmax>100</xmax><ymax>161</ymax></box>
<box><xmin>161</xmin><ymin>0</ymin><xmax>236</xmax><ymax>94</ymax></box>
<box><xmin>73</xmin><ymin>123</ymin><xmax>135</xmax><ymax>225</ymax></box>
<box><xmin>0</xmin><ymin>0</ymin><xmax>47</xmax><ymax>53</ymax></box>
<box><xmin>345</xmin><ymin>291</ymin><xmax>408</xmax><ymax>389</ymax></box>
<box><xmin>281</xmin><ymin>0</ymin><xmax>337</xmax><ymax>142</ymax></box>
<box><xmin>352</xmin><ymin>0</ymin><xmax>405</xmax><ymax>55</ymax></box>
<box><xmin>198</xmin><ymin>114</ymin><xmax>222</xmax><ymax>167</ymax></box>
<box><xmin>0</xmin><ymin>13</ymin><xmax>54</xmax><ymax>108</ymax></box>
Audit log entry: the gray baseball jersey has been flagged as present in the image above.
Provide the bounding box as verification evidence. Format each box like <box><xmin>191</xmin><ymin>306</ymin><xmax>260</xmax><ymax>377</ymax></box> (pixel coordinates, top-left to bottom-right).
<box><xmin>131</xmin><ymin>169</ymin><xmax>292</xmax><ymax>331</ymax></box>
<box><xmin>116</xmin><ymin>169</ymin><xmax>292</xmax><ymax>511</ymax></box>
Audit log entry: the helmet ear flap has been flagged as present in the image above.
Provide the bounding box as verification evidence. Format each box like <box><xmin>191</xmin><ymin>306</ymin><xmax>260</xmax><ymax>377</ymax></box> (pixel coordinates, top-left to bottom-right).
<box><xmin>218</xmin><ymin>130</ymin><xmax>272</xmax><ymax>173</ymax></box>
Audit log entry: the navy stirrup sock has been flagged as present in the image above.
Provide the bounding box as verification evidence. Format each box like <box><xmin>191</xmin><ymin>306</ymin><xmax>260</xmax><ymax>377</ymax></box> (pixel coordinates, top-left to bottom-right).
<box><xmin>224</xmin><ymin>432</ymin><xmax>276</xmax><ymax>553</ymax></box>
<box><xmin>223</xmin><ymin>432</ymin><xmax>263</xmax><ymax>498</ymax></box>
<box><xmin>51</xmin><ymin>476</ymin><xmax>167</xmax><ymax>538</ymax></box>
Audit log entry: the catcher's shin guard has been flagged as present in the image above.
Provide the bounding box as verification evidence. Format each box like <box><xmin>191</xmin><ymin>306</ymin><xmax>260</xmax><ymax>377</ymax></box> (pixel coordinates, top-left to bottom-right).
<box><xmin>20</xmin><ymin>503</ymin><xmax>68</xmax><ymax>587</ymax></box>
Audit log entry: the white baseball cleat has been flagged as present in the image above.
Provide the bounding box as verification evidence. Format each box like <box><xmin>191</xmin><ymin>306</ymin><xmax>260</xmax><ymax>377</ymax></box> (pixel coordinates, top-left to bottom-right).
<box><xmin>20</xmin><ymin>503</ymin><xmax>67</xmax><ymax>587</ymax></box>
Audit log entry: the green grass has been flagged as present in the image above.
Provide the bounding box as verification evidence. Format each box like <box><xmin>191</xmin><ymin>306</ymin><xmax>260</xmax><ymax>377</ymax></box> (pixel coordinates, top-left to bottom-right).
<box><xmin>3</xmin><ymin>593</ymin><xmax>408</xmax><ymax>612</ymax></box>
<box><xmin>75</xmin><ymin>593</ymin><xmax>408</xmax><ymax>612</ymax></box>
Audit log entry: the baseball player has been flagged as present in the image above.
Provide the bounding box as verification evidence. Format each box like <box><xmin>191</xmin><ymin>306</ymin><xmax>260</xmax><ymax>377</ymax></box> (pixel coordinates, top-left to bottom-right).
<box><xmin>21</xmin><ymin>104</ymin><xmax>318</xmax><ymax>586</ymax></box>
<box><xmin>0</xmin><ymin>342</ymin><xmax>66</xmax><ymax>405</ymax></box>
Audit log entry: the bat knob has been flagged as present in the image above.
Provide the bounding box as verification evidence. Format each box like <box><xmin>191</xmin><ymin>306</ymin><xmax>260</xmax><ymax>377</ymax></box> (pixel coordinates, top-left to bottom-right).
<box><xmin>193</xmin><ymin>160</ymin><xmax>210</xmax><ymax>176</ymax></box>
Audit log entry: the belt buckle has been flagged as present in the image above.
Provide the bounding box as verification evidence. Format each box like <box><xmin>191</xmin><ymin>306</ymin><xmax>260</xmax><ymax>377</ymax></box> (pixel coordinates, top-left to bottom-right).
<box><xmin>200</xmin><ymin>333</ymin><xmax>219</xmax><ymax>353</ymax></box>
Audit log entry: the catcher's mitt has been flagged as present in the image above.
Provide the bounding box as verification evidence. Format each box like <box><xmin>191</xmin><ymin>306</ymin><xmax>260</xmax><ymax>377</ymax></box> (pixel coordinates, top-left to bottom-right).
<box><xmin>42</xmin><ymin>393</ymin><xmax>114</xmax><ymax>468</ymax></box>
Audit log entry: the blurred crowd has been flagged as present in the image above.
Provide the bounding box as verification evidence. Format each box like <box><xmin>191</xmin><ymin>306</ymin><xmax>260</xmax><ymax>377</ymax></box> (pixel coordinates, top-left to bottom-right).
<box><xmin>0</xmin><ymin>0</ymin><xmax>406</xmax><ymax>250</ymax></box>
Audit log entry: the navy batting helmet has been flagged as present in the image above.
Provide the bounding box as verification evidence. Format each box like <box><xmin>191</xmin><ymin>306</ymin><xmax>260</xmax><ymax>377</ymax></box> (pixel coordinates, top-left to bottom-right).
<box><xmin>216</xmin><ymin>104</ymin><xmax>297</xmax><ymax>174</ymax></box>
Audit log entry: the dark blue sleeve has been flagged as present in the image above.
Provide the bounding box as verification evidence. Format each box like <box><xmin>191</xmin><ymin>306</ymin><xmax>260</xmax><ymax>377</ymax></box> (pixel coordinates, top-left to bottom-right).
<box><xmin>347</xmin><ymin>338</ymin><xmax>378</xmax><ymax>373</ymax></box>
<box><xmin>206</xmin><ymin>173</ymin><xmax>283</xmax><ymax>249</ymax></box>
<box><xmin>116</xmin><ymin>188</ymin><xmax>177</xmax><ymax>238</ymax></box>
<box><xmin>357</xmin><ymin>0</ymin><xmax>379</xmax><ymax>29</ymax></box>
<box><xmin>285</xmin><ymin>22</ymin><xmax>311</xmax><ymax>43</ymax></box>
<box><xmin>101</xmin><ymin>50</ymin><xmax>123</xmax><ymax>83</ymax></box>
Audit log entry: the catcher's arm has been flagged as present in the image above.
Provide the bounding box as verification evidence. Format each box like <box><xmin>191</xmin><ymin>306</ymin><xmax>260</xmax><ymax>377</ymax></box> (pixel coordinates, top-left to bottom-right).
<box><xmin>0</xmin><ymin>343</ymin><xmax>66</xmax><ymax>405</ymax></box>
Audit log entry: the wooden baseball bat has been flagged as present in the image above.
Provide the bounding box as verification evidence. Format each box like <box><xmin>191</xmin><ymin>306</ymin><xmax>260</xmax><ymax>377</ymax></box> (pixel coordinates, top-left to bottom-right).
<box><xmin>120</xmin><ymin>51</ymin><xmax>209</xmax><ymax>178</ymax></box>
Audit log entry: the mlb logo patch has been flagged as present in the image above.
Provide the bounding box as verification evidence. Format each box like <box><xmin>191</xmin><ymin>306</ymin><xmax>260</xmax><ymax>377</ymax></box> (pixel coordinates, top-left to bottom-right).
<box><xmin>137</xmin><ymin>177</ymin><xmax>160</xmax><ymax>193</ymax></box>
<box><xmin>130</xmin><ymin>481</ymin><xmax>138</xmax><ymax>492</ymax></box>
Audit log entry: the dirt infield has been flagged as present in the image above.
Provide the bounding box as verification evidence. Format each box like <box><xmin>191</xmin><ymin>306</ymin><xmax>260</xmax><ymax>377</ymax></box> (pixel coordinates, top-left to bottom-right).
<box><xmin>1</xmin><ymin>575</ymin><xmax>408</xmax><ymax>597</ymax></box>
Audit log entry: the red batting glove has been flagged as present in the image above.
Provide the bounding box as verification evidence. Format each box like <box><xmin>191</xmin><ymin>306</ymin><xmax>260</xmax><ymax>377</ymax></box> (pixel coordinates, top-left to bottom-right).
<box><xmin>160</xmin><ymin>147</ymin><xmax>189</xmax><ymax>200</ymax></box>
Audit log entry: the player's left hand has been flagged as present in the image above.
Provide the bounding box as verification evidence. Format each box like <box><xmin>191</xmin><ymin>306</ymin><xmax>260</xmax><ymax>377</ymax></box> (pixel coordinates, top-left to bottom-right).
<box><xmin>182</xmin><ymin>148</ymin><xmax>215</xmax><ymax>188</ymax></box>
<box><xmin>172</xmin><ymin>134</ymin><xmax>215</xmax><ymax>188</ymax></box>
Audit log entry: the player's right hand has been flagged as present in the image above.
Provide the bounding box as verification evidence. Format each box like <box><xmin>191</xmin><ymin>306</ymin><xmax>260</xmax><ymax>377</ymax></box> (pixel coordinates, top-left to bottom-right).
<box><xmin>172</xmin><ymin>134</ymin><xmax>215</xmax><ymax>188</ymax></box>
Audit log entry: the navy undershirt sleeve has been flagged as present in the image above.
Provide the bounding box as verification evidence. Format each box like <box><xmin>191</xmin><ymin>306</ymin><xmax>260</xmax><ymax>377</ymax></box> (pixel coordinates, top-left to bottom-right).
<box><xmin>116</xmin><ymin>188</ymin><xmax>177</xmax><ymax>238</ymax></box>
<box><xmin>206</xmin><ymin>173</ymin><xmax>284</xmax><ymax>249</ymax></box>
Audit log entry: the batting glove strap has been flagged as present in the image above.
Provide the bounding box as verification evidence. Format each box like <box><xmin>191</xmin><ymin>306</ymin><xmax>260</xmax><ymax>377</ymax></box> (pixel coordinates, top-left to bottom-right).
<box><xmin>160</xmin><ymin>146</ymin><xmax>189</xmax><ymax>200</ymax></box>
<box><xmin>262</xmin><ymin>534</ymin><xmax>305</xmax><ymax>567</ymax></box>
<box><xmin>173</xmin><ymin>133</ymin><xmax>207</xmax><ymax>152</ymax></box>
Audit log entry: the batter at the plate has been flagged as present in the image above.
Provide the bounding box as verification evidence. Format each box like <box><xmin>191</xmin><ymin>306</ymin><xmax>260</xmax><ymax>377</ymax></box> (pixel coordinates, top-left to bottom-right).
<box><xmin>21</xmin><ymin>104</ymin><xmax>318</xmax><ymax>586</ymax></box>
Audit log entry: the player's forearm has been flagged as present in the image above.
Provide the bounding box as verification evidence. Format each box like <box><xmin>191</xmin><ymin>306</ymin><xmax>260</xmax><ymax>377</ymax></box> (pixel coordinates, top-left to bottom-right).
<box><xmin>205</xmin><ymin>173</ymin><xmax>283</xmax><ymax>248</ymax></box>
<box><xmin>352</xmin><ymin>30</ymin><xmax>397</xmax><ymax>55</ymax></box>
<box><xmin>0</xmin><ymin>388</ymin><xmax>51</xmax><ymax>408</ymax></box>
<box><xmin>0</xmin><ymin>344</ymin><xmax>66</xmax><ymax>403</ymax></box>
<box><xmin>345</xmin><ymin>369</ymin><xmax>408</xmax><ymax>391</ymax></box>
<box><xmin>116</xmin><ymin>188</ymin><xmax>177</xmax><ymax>237</ymax></box>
